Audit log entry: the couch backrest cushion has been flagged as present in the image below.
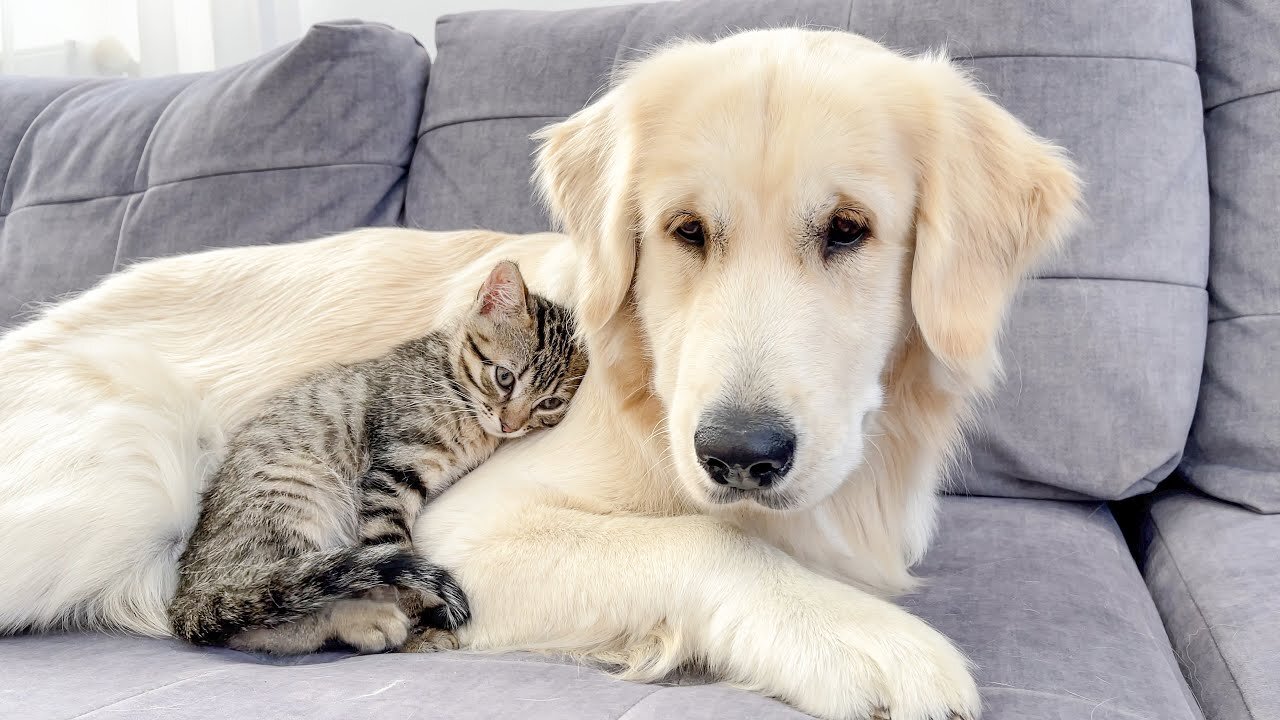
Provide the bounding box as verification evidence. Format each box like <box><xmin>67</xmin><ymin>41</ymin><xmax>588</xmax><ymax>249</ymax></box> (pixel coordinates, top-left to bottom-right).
<box><xmin>1181</xmin><ymin>0</ymin><xmax>1280</xmax><ymax>513</ymax></box>
<box><xmin>406</xmin><ymin>0</ymin><xmax>1209</xmax><ymax>500</ymax></box>
<box><xmin>0</xmin><ymin>21</ymin><xmax>429</xmax><ymax>329</ymax></box>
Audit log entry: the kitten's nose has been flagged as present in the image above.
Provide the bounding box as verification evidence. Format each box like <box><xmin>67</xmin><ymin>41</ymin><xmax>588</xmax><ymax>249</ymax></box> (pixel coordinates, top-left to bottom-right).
<box><xmin>498</xmin><ymin>408</ymin><xmax>529</xmax><ymax>434</ymax></box>
<box><xmin>498</xmin><ymin>407</ymin><xmax>531</xmax><ymax>434</ymax></box>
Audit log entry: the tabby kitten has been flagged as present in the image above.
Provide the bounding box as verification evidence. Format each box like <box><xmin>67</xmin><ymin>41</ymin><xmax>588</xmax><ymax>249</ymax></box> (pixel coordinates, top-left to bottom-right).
<box><xmin>169</xmin><ymin>260</ymin><xmax>587</xmax><ymax>655</ymax></box>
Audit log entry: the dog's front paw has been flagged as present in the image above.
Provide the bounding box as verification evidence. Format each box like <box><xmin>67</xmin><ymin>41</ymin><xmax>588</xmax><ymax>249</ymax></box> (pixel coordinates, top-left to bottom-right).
<box><xmin>868</xmin><ymin>617</ymin><xmax>979</xmax><ymax>720</ymax></box>
<box><xmin>825</xmin><ymin>612</ymin><xmax>979</xmax><ymax>720</ymax></box>
<box><xmin>768</xmin><ymin>593</ymin><xmax>979</xmax><ymax>720</ymax></box>
<box><xmin>329</xmin><ymin>599</ymin><xmax>411</xmax><ymax>653</ymax></box>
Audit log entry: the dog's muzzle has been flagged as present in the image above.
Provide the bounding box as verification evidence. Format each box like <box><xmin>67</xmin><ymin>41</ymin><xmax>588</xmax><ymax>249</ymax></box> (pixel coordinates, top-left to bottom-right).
<box><xmin>694</xmin><ymin>406</ymin><xmax>796</xmax><ymax>491</ymax></box>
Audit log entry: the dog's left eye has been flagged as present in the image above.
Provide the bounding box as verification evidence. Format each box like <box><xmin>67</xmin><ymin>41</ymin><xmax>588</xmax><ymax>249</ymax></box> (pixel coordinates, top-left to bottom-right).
<box><xmin>826</xmin><ymin>214</ymin><xmax>868</xmax><ymax>253</ymax></box>
<box><xmin>673</xmin><ymin>218</ymin><xmax>706</xmax><ymax>247</ymax></box>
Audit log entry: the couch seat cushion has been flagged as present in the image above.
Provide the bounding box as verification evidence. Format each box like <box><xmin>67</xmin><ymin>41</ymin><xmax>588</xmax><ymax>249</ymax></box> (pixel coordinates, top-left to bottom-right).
<box><xmin>1</xmin><ymin>496</ymin><xmax>1199</xmax><ymax>719</ymax></box>
<box><xmin>1140</xmin><ymin>489</ymin><xmax>1280</xmax><ymax>720</ymax></box>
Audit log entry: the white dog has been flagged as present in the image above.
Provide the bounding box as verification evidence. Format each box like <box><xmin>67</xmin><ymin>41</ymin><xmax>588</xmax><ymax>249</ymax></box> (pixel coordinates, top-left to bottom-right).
<box><xmin>0</xmin><ymin>30</ymin><xmax>1079</xmax><ymax>720</ymax></box>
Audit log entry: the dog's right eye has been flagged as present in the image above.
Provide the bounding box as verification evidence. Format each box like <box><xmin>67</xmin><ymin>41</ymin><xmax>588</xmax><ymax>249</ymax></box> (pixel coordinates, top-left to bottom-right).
<box><xmin>673</xmin><ymin>219</ymin><xmax>706</xmax><ymax>247</ymax></box>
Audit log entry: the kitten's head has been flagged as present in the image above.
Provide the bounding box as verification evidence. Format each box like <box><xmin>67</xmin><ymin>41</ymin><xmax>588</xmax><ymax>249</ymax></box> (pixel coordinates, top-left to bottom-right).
<box><xmin>456</xmin><ymin>261</ymin><xmax>588</xmax><ymax>439</ymax></box>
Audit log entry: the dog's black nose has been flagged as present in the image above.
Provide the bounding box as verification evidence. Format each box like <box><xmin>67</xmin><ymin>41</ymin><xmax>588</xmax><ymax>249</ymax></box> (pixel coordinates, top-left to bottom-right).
<box><xmin>694</xmin><ymin>407</ymin><xmax>796</xmax><ymax>491</ymax></box>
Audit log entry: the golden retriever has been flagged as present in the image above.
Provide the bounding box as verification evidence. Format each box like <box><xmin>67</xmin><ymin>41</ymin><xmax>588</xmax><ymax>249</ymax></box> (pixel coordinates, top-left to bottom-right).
<box><xmin>0</xmin><ymin>29</ymin><xmax>1079</xmax><ymax>720</ymax></box>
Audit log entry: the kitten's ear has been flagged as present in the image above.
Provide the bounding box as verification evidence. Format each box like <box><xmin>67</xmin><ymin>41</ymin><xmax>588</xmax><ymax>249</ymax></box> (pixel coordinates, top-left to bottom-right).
<box><xmin>477</xmin><ymin>261</ymin><xmax>532</xmax><ymax>320</ymax></box>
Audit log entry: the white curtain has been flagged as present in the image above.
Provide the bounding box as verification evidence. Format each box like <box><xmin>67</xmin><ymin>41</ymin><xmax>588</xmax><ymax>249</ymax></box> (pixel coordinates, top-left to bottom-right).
<box><xmin>0</xmin><ymin>0</ymin><xmax>303</xmax><ymax>77</ymax></box>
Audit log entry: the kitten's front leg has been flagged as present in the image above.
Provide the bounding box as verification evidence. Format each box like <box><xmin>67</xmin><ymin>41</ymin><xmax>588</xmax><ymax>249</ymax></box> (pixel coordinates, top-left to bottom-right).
<box><xmin>365</xmin><ymin>584</ymin><xmax>460</xmax><ymax>653</ymax></box>
<box><xmin>326</xmin><ymin>597</ymin><xmax>413</xmax><ymax>653</ymax></box>
<box><xmin>356</xmin><ymin>465</ymin><xmax>427</xmax><ymax>547</ymax></box>
<box><xmin>227</xmin><ymin>597</ymin><xmax>411</xmax><ymax>655</ymax></box>
<box><xmin>356</xmin><ymin>445</ymin><xmax>472</xmax><ymax>547</ymax></box>
<box><xmin>356</xmin><ymin>459</ymin><xmax>472</xmax><ymax>636</ymax></box>
<box><xmin>400</xmin><ymin>627</ymin><xmax>461</xmax><ymax>653</ymax></box>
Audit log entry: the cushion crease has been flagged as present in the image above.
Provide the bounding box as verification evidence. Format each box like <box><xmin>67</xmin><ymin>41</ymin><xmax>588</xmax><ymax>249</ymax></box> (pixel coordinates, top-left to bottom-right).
<box><xmin>69</xmin><ymin>667</ymin><xmax>238</xmax><ymax>720</ymax></box>
<box><xmin>0</xmin><ymin>83</ymin><xmax>89</xmax><ymax>214</ymax></box>
<box><xmin>1205</xmin><ymin>87</ymin><xmax>1277</xmax><ymax>112</ymax></box>
<box><xmin>1149</xmin><ymin>521</ymin><xmax>1251</xmax><ymax>718</ymax></box>
<box><xmin>1</xmin><ymin>161</ymin><xmax>405</xmax><ymax>218</ymax></box>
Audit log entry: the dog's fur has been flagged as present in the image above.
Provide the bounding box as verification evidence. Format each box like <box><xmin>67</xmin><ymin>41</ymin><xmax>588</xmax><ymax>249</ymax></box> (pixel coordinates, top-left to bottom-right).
<box><xmin>0</xmin><ymin>30</ymin><xmax>1079</xmax><ymax>720</ymax></box>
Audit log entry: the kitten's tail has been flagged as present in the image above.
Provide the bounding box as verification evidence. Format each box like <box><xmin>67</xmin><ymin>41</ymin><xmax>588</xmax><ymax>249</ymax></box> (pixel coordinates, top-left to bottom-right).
<box><xmin>168</xmin><ymin>543</ymin><xmax>470</xmax><ymax>646</ymax></box>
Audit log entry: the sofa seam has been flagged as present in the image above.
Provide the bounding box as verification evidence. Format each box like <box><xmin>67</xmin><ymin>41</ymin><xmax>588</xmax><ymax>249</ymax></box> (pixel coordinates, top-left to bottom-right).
<box><xmin>1034</xmin><ymin>275</ymin><xmax>1204</xmax><ymax>290</ymax></box>
<box><xmin>1208</xmin><ymin>311</ymin><xmax>1280</xmax><ymax>323</ymax></box>
<box><xmin>66</xmin><ymin>667</ymin><xmax>238</xmax><ymax>719</ymax></box>
<box><xmin>956</xmin><ymin>52</ymin><xmax>1194</xmax><ymax>70</ymax></box>
<box><xmin>1205</xmin><ymin>87</ymin><xmax>1277</xmax><ymax>113</ymax></box>
<box><xmin>0</xmin><ymin>83</ymin><xmax>88</xmax><ymax>215</ymax></box>
<box><xmin>117</xmin><ymin>78</ymin><xmax>187</xmax><ymax>273</ymax></box>
<box><xmin>1150</xmin><ymin>518</ymin><xmax>1255</xmax><ymax>719</ymax></box>
<box><xmin>130</xmin><ymin>83</ymin><xmax>191</xmax><ymax>192</ymax></box>
<box><xmin>111</xmin><ymin>194</ymin><xmax>138</xmax><ymax>272</ymax></box>
<box><xmin>614</xmin><ymin>687</ymin><xmax>664</xmax><ymax>720</ymax></box>
<box><xmin>416</xmin><ymin>113</ymin><xmax>563</xmax><ymax>140</ymax></box>
<box><xmin>0</xmin><ymin>161</ymin><xmax>405</xmax><ymax>219</ymax></box>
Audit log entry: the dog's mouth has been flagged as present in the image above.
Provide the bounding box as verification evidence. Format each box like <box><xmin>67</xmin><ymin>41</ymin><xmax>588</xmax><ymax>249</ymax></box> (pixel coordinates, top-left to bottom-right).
<box><xmin>701</xmin><ymin>484</ymin><xmax>802</xmax><ymax>511</ymax></box>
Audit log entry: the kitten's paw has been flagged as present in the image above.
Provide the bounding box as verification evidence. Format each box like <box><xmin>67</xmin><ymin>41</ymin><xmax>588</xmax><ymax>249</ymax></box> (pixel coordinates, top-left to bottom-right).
<box><xmin>329</xmin><ymin>599</ymin><xmax>411</xmax><ymax>653</ymax></box>
<box><xmin>399</xmin><ymin>628</ymin><xmax>460</xmax><ymax>653</ymax></box>
<box><xmin>400</xmin><ymin>561</ymin><xmax>471</xmax><ymax>630</ymax></box>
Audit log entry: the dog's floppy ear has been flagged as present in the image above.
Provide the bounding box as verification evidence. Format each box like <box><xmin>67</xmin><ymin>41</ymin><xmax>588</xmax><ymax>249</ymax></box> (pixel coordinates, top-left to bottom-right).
<box><xmin>910</xmin><ymin>58</ymin><xmax>1082</xmax><ymax>391</ymax></box>
<box><xmin>533</xmin><ymin>90</ymin><xmax>637</xmax><ymax>336</ymax></box>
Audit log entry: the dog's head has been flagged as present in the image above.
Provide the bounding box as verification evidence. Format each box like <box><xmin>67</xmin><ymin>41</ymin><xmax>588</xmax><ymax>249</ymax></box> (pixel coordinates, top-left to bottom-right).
<box><xmin>535</xmin><ymin>30</ymin><xmax>1080</xmax><ymax>512</ymax></box>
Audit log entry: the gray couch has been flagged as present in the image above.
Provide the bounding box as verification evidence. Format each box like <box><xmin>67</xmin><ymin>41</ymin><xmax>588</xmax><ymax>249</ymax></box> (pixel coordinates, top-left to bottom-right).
<box><xmin>1</xmin><ymin>1</ymin><xmax>1276</xmax><ymax>719</ymax></box>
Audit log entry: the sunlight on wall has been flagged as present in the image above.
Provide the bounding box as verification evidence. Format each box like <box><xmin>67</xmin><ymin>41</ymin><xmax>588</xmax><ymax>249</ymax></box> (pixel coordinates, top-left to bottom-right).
<box><xmin>0</xmin><ymin>0</ymin><xmax>141</xmax><ymax>75</ymax></box>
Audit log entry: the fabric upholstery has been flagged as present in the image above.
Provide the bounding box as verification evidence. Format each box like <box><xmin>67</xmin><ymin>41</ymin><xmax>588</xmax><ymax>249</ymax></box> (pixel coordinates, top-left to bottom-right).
<box><xmin>903</xmin><ymin>497</ymin><xmax>1201</xmax><ymax>720</ymax></box>
<box><xmin>0</xmin><ymin>496</ymin><xmax>1200</xmax><ymax>719</ymax></box>
<box><xmin>408</xmin><ymin>0</ymin><xmax>1209</xmax><ymax>501</ymax></box>
<box><xmin>1139</xmin><ymin>489</ymin><xmax>1280</xmax><ymax>720</ymax></box>
<box><xmin>0</xmin><ymin>21</ymin><xmax>429</xmax><ymax>328</ymax></box>
<box><xmin>1180</xmin><ymin>0</ymin><xmax>1280</xmax><ymax>513</ymax></box>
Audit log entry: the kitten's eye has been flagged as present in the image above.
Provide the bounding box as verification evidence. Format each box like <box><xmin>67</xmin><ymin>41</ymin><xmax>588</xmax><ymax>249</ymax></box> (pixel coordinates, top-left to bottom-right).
<box><xmin>537</xmin><ymin>397</ymin><xmax>564</xmax><ymax>412</ymax></box>
<box><xmin>673</xmin><ymin>218</ymin><xmax>706</xmax><ymax>247</ymax></box>
<box><xmin>826</xmin><ymin>213</ymin><xmax>868</xmax><ymax>253</ymax></box>
<box><xmin>494</xmin><ymin>366</ymin><xmax>514</xmax><ymax>390</ymax></box>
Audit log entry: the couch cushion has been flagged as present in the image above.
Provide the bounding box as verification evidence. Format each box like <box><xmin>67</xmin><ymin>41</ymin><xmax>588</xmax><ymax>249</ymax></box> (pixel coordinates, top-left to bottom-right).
<box><xmin>1180</xmin><ymin>0</ymin><xmax>1280</xmax><ymax>513</ymax></box>
<box><xmin>408</xmin><ymin>0</ymin><xmax>1209</xmax><ymax>501</ymax></box>
<box><xmin>1139</xmin><ymin>489</ymin><xmax>1280</xmax><ymax>720</ymax></box>
<box><xmin>0</xmin><ymin>496</ymin><xmax>1199</xmax><ymax>720</ymax></box>
<box><xmin>0</xmin><ymin>497</ymin><xmax>1198</xmax><ymax>712</ymax></box>
<box><xmin>0</xmin><ymin>636</ymin><xmax>811</xmax><ymax>719</ymax></box>
<box><xmin>904</xmin><ymin>496</ymin><xmax>1201</xmax><ymax>719</ymax></box>
<box><xmin>0</xmin><ymin>21</ymin><xmax>429</xmax><ymax>329</ymax></box>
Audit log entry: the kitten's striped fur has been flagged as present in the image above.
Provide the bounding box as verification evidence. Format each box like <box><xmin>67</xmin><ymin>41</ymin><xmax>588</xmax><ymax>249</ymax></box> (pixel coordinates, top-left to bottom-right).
<box><xmin>169</xmin><ymin>261</ymin><xmax>586</xmax><ymax>654</ymax></box>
